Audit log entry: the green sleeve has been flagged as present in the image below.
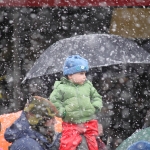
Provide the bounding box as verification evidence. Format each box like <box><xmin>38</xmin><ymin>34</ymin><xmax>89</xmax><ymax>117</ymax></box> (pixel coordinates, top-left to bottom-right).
<box><xmin>49</xmin><ymin>87</ymin><xmax>65</xmax><ymax>118</ymax></box>
<box><xmin>90</xmin><ymin>85</ymin><xmax>103</xmax><ymax>111</ymax></box>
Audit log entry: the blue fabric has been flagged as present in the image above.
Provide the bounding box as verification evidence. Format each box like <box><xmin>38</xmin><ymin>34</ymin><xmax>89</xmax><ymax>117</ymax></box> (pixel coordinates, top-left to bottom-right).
<box><xmin>63</xmin><ymin>55</ymin><xmax>89</xmax><ymax>75</ymax></box>
<box><xmin>9</xmin><ymin>137</ymin><xmax>43</xmax><ymax>150</ymax></box>
<box><xmin>127</xmin><ymin>141</ymin><xmax>150</xmax><ymax>150</ymax></box>
<box><xmin>4</xmin><ymin>111</ymin><xmax>60</xmax><ymax>150</ymax></box>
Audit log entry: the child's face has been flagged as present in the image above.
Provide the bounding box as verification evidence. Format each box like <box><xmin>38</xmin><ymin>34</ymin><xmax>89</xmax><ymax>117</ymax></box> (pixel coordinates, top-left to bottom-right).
<box><xmin>68</xmin><ymin>72</ymin><xmax>86</xmax><ymax>85</ymax></box>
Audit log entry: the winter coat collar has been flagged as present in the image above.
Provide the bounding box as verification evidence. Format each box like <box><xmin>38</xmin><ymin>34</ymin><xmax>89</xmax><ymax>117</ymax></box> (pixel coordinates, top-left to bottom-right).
<box><xmin>54</xmin><ymin>77</ymin><xmax>89</xmax><ymax>88</ymax></box>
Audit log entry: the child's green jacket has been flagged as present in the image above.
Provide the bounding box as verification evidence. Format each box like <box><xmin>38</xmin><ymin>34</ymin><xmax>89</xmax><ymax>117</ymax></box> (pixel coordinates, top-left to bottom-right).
<box><xmin>49</xmin><ymin>77</ymin><xmax>103</xmax><ymax>123</ymax></box>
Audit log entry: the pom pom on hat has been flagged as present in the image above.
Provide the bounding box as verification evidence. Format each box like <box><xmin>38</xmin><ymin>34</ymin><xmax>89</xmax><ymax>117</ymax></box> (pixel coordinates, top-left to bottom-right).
<box><xmin>63</xmin><ymin>55</ymin><xmax>89</xmax><ymax>75</ymax></box>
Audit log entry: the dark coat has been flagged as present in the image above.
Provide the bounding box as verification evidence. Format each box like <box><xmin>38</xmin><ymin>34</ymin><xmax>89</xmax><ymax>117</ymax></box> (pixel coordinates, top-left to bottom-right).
<box><xmin>4</xmin><ymin>111</ymin><xmax>60</xmax><ymax>150</ymax></box>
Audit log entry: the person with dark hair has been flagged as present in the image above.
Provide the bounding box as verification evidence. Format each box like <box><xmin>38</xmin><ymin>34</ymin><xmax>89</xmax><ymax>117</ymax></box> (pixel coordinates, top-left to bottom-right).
<box><xmin>50</xmin><ymin>55</ymin><xmax>103</xmax><ymax>150</ymax></box>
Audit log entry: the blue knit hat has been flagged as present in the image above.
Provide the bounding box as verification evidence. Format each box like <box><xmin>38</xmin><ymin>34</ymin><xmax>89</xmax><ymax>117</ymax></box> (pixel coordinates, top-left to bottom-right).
<box><xmin>63</xmin><ymin>55</ymin><xmax>89</xmax><ymax>75</ymax></box>
<box><xmin>127</xmin><ymin>141</ymin><xmax>150</xmax><ymax>150</ymax></box>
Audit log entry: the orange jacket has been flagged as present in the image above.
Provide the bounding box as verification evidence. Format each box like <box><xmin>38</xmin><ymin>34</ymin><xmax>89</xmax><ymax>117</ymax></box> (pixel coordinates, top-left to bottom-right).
<box><xmin>0</xmin><ymin>111</ymin><xmax>22</xmax><ymax>150</ymax></box>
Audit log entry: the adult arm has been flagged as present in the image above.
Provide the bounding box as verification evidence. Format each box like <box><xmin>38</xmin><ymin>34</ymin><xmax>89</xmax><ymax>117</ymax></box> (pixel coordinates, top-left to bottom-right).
<box><xmin>49</xmin><ymin>86</ymin><xmax>65</xmax><ymax>118</ymax></box>
<box><xmin>90</xmin><ymin>85</ymin><xmax>103</xmax><ymax>111</ymax></box>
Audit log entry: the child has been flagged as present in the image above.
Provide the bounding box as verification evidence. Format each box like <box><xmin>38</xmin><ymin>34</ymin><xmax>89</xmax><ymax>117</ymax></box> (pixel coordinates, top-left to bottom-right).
<box><xmin>49</xmin><ymin>55</ymin><xmax>103</xmax><ymax>150</ymax></box>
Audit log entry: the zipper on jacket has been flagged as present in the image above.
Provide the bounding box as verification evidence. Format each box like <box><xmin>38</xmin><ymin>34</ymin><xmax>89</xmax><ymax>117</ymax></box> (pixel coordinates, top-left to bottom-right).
<box><xmin>76</xmin><ymin>86</ymin><xmax>84</xmax><ymax>118</ymax></box>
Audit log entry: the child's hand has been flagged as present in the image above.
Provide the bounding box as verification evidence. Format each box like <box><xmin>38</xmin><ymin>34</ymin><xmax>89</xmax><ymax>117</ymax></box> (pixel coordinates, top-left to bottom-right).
<box><xmin>62</xmin><ymin>110</ymin><xmax>66</xmax><ymax>118</ymax></box>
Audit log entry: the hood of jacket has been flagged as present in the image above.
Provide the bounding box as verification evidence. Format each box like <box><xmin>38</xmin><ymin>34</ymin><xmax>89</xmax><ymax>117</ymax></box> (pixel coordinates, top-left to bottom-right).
<box><xmin>54</xmin><ymin>77</ymin><xmax>90</xmax><ymax>88</ymax></box>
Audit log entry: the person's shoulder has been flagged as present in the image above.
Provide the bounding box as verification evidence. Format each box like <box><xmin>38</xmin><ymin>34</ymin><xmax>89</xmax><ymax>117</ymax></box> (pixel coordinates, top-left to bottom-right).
<box><xmin>85</xmin><ymin>80</ymin><xmax>93</xmax><ymax>86</ymax></box>
<box><xmin>53</xmin><ymin>78</ymin><xmax>67</xmax><ymax>89</ymax></box>
<box><xmin>54</xmin><ymin>81</ymin><xmax>61</xmax><ymax>88</ymax></box>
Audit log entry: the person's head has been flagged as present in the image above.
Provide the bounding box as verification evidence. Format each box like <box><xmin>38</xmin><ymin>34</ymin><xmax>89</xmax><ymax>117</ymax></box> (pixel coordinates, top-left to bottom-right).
<box><xmin>63</xmin><ymin>55</ymin><xmax>89</xmax><ymax>84</ymax></box>
<box><xmin>24</xmin><ymin>96</ymin><xmax>58</xmax><ymax>142</ymax></box>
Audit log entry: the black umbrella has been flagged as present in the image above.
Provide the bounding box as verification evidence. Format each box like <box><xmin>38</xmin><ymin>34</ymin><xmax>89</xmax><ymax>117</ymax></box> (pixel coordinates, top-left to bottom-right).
<box><xmin>22</xmin><ymin>34</ymin><xmax>150</xmax><ymax>83</ymax></box>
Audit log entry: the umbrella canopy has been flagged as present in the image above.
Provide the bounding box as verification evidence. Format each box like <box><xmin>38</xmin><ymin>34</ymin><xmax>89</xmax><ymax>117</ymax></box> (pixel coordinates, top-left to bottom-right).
<box><xmin>22</xmin><ymin>33</ymin><xmax>150</xmax><ymax>83</ymax></box>
<box><xmin>116</xmin><ymin>127</ymin><xmax>150</xmax><ymax>150</ymax></box>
